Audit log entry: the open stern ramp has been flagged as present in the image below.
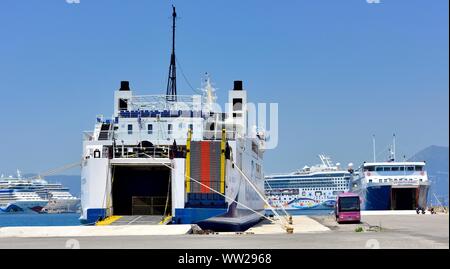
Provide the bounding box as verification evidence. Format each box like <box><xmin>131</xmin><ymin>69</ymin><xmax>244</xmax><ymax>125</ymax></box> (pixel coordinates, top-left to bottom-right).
<box><xmin>111</xmin><ymin>215</ymin><xmax>165</xmax><ymax>225</ymax></box>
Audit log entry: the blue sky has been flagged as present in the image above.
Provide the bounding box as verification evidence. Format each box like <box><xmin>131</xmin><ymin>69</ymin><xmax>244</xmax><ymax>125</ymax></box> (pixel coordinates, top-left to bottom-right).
<box><xmin>0</xmin><ymin>0</ymin><xmax>448</xmax><ymax>175</ymax></box>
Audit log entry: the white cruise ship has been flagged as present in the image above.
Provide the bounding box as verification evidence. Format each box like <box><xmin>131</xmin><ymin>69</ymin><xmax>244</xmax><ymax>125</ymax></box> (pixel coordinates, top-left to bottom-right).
<box><xmin>0</xmin><ymin>172</ymin><xmax>48</xmax><ymax>213</ymax></box>
<box><xmin>0</xmin><ymin>171</ymin><xmax>80</xmax><ymax>213</ymax></box>
<box><xmin>265</xmin><ymin>155</ymin><xmax>354</xmax><ymax>212</ymax></box>
<box><xmin>32</xmin><ymin>178</ymin><xmax>81</xmax><ymax>213</ymax></box>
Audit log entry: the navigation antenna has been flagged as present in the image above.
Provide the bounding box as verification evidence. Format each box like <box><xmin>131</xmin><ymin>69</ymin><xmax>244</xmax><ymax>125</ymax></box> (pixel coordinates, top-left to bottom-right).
<box><xmin>166</xmin><ymin>5</ymin><xmax>177</xmax><ymax>102</ymax></box>
<box><xmin>392</xmin><ymin>133</ymin><xmax>396</xmax><ymax>161</ymax></box>
<box><xmin>372</xmin><ymin>135</ymin><xmax>376</xmax><ymax>162</ymax></box>
<box><xmin>388</xmin><ymin>133</ymin><xmax>396</xmax><ymax>162</ymax></box>
<box><xmin>318</xmin><ymin>154</ymin><xmax>333</xmax><ymax>168</ymax></box>
<box><xmin>202</xmin><ymin>73</ymin><xmax>217</xmax><ymax>112</ymax></box>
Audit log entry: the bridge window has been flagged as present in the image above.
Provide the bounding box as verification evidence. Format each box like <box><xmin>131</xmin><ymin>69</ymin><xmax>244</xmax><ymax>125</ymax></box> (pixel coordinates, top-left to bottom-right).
<box><xmin>407</xmin><ymin>166</ymin><xmax>414</xmax><ymax>171</ymax></box>
<box><xmin>383</xmin><ymin>167</ymin><xmax>391</xmax><ymax>171</ymax></box>
<box><xmin>376</xmin><ymin>167</ymin><xmax>383</xmax><ymax>172</ymax></box>
<box><xmin>127</xmin><ymin>124</ymin><xmax>133</xmax><ymax>135</ymax></box>
<box><xmin>391</xmin><ymin>167</ymin><xmax>399</xmax><ymax>171</ymax></box>
<box><xmin>415</xmin><ymin>166</ymin><xmax>423</xmax><ymax>171</ymax></box>
<box><xmin>119</xmin><ymin>98</ymin><xmax>128</xmax><ymax>111</ymax></box>
<box><xmin>365</xmin><ymin>166</ymin><xmax>375</xmax><ymax>171</ymax></box>
<box><xmin>168</xmin><ymin>124</ymin><xmax>173</xmax><ymax>135</ymax></box>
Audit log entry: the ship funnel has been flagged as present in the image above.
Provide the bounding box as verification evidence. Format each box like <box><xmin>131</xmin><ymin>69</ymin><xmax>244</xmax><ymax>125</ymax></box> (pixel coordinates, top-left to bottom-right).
<box><xmin>119</xmin><ymin>81</ymin><xmax>130</xmax><ymax>91</ymax></box>
<box><xmin>233</xmin><ymin>80</ymin><xmax>243</xmax><ymax>91</ymax></box>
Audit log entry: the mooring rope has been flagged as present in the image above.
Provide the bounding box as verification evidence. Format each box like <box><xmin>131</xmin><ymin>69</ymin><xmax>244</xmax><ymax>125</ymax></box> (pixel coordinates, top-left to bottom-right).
<box><xmin>140</xmin><ymin>152</ymin><xmax>289</xmax><ymax>230</ymax></box>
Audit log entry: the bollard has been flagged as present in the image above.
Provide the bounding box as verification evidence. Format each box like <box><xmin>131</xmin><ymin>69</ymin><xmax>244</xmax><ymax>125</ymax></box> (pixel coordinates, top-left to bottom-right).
<box><xmin>288</xmin><ymin>216</ymin><xmax>293</xmax><ymax>225</ymax></box>
<box><xmin>286</xmin><ymin>226</ymin><xmax>294</xmax><ymax>234</ymax></box>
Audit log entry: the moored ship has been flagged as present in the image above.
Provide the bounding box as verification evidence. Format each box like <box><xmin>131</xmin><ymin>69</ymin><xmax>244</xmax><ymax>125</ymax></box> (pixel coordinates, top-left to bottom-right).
<box><xmin>79</xmin><ymin>7</ymin><xmax>267</xmax><ymax>231</ymax></box>
<box><xmin>0</xmin><ymin>172</ymin><xmax>48</xmax><ymax>213</ymax></box>
<box><xmin>351</xmin><ymin>136</ymin><xmax>430</xmax><ymax>210</ymax></box>
<box><xmin>265</xmin><ymin>155</ymin><xmax>353</xmax><ymax>213</ymax></box>
<box><xmin>33</xmin><ymin>178</ymin><xmax>81</xmax><ymax>213</ymax></box>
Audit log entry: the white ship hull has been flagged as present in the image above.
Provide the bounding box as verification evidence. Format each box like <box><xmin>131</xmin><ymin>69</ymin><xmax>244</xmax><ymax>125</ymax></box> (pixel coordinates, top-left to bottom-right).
<box><xmin>0</xmin><ymin>200</ymin><xmax>48</xmax><ymax>213</ymax></box>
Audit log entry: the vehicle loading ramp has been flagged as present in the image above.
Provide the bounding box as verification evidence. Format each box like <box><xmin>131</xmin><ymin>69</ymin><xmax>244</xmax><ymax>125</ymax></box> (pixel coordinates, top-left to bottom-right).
<box><xmin>108</xmin><ymin>215</ymin><xmax>167</xmax><ymax>225</ymax></box>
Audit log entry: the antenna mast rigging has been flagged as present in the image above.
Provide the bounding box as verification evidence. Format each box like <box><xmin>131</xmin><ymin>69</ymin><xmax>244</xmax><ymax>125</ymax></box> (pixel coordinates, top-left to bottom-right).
<box><xmin>166</xmin><ymin>5</ymin><xmax>177</xmax><ymax>101</ymax></box>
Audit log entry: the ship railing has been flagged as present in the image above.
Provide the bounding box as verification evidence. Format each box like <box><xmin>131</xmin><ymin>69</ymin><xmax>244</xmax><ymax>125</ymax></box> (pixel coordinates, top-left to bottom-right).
<box><xmin>129</xmin><ymin>94</ymin><xmax>203</xmax><ymax>111</ymax></box>
<box><xmin>111</xmin><ymin>145</ymin><xmax>177</xmax><ymax>159</ymax></box>
<box><xmin>84</xmin><ymin>129</ymin><xmax>239</xmax><ymax>142</ymax></box>
<box><xmin>202</xmin><ymin>130</ymin><xmax>237</xmax><ymax>140</ymax></box>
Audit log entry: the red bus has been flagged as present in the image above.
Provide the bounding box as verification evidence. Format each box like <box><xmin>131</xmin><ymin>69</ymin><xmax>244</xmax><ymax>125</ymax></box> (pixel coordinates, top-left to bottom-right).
<box><xmin>335</xmin><ymin>193</ymin><xmax>361</xmax><ymax>223</ymax></box>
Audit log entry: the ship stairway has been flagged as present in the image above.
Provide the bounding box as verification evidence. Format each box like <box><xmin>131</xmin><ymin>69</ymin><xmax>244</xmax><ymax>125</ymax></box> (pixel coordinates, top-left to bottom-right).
<box><xmin>98</xmin><ymin>123</ymin><xmax>111</xmax><ymax>140</ymax></box>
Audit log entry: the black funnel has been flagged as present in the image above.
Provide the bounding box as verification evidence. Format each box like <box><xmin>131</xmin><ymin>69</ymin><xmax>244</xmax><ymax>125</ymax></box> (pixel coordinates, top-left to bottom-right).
<box><xmin>119</xmin><ymin>81</ymin><xmax>130</xmax><ymax>91</ymax></box>
<box><xmin>233</xmin><ymin>80</ymin><xmax>243</xmax><ymax>91</ymax></box>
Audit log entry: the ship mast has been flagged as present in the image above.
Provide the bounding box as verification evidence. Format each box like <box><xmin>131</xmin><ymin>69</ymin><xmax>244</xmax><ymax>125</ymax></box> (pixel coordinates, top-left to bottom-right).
<box><xmin>166</xmin><ymin>5</ymin><xmax>177</xmax><ymax>101</ymax></box>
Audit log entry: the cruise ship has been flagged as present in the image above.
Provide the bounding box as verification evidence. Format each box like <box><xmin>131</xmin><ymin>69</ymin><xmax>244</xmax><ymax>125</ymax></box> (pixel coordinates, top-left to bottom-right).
<box><xmin>32</xmin><ymin>178</ymin><xmax>81</xmax><ymax>213</ymax></box>
<box><xmin>0</xmin><ymin>172</ymin><xmax>48</xmax><ymax>213</ymax></box>
<box><xmin>351</xmin><ymin>139</ymin><xmax>430</xmax><ymax>210</ymax></box>
<box><xmin>0</xmin><ymin>171</ymin><xmax>80</xmax><ymax>213</ymax></box>
<box><xmin>80</xmin><ymin>7</ymin><xmax>267</xmax><ymax>231</ymax></box>
<box><xmin>265</xmin><ymin>155</ymin><xmax>353</xmax><ymax>212</ymax></box>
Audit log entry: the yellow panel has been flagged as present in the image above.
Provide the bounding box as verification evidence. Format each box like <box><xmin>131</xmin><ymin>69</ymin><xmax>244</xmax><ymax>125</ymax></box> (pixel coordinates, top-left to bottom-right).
<box><xmin>220</xmin><ymin>128</ymin><xmax>226</xmax><ymax>193</ymax></box>
<box><xmin>185</xmin><ymin>129</ymin><xmax>192</xmax><ymax>193</ymax></box>
<box><xmin>96</xmin><ymin>215</ymin><xmax>122</xmax><ymax>226</ymax></box>
<box><xmin>159</xmin><ymin>215</ymin><xmax>172</xmax><ymax>225</ymax></box>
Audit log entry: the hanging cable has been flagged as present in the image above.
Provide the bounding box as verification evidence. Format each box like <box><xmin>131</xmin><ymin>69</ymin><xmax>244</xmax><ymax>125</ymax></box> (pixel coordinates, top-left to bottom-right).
<box><xmin>230</xmin><ymin>160</ymin><xmax>291</xmax><ymax>227</ymax></box>
<box><xmin>162</xmin><ymin>172</ymin><xmax>172</xmax><ymax>221</ymax></box>
<box><xmin>265</xmin><ymin>180</ymin><xmax>290</xmax><ymax>218</ymax></box>
<box><xmin>176</xmin><ymin>57</ymin><xmax>203</xmax><ymax>95</ymax></box>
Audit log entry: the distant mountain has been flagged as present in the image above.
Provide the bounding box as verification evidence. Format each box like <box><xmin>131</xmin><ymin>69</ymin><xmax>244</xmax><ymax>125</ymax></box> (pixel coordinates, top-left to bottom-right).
<box><xmin>409</xmin><ymin>145</ymin><xmax>449</xmax><ymax>206</ymax></box>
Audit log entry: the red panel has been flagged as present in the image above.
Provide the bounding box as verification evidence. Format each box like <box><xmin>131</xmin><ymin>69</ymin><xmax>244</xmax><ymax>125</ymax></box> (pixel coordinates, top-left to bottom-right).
<box><xmin>200</xmin><ymin>141</ymin><xmax>210</xmax><ymax>193</ymax></box>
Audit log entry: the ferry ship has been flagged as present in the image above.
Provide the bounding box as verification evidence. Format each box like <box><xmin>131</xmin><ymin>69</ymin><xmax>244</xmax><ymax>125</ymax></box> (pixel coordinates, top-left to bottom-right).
<box><xmin>351</xmin><ymin>137</ymin><xmax>430</xmax><ymax>210</ymax></box>
<box><xmin>0</xmin><ymin>172</ymin><xmax>48</xmax><ymax>213</ymax></box>
<box><xmin>265</xmin><ymin>155</ymin><xmax>353</xmax><ymax>212</ymax></box>
<box><xmin>79</xmin><ymin>7</ymin><xmax>266</xmax><ymax>231</ymax></box>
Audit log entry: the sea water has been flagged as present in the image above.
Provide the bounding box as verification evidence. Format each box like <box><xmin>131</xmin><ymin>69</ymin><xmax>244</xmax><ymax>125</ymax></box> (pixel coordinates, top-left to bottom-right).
<box><xmin>265</xmin><ymin>209</ymin><xmax>334</xmax><ymax>216</ymax></box>
<box><xmin>0</xmin><ymin>213</ymin><xmax>80</xmax><ymax>227</ymax></box>
<box><xmin>0</xmin><ymin>210</ymin><xmax>333</xmax><ymax>227</ymax></box>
